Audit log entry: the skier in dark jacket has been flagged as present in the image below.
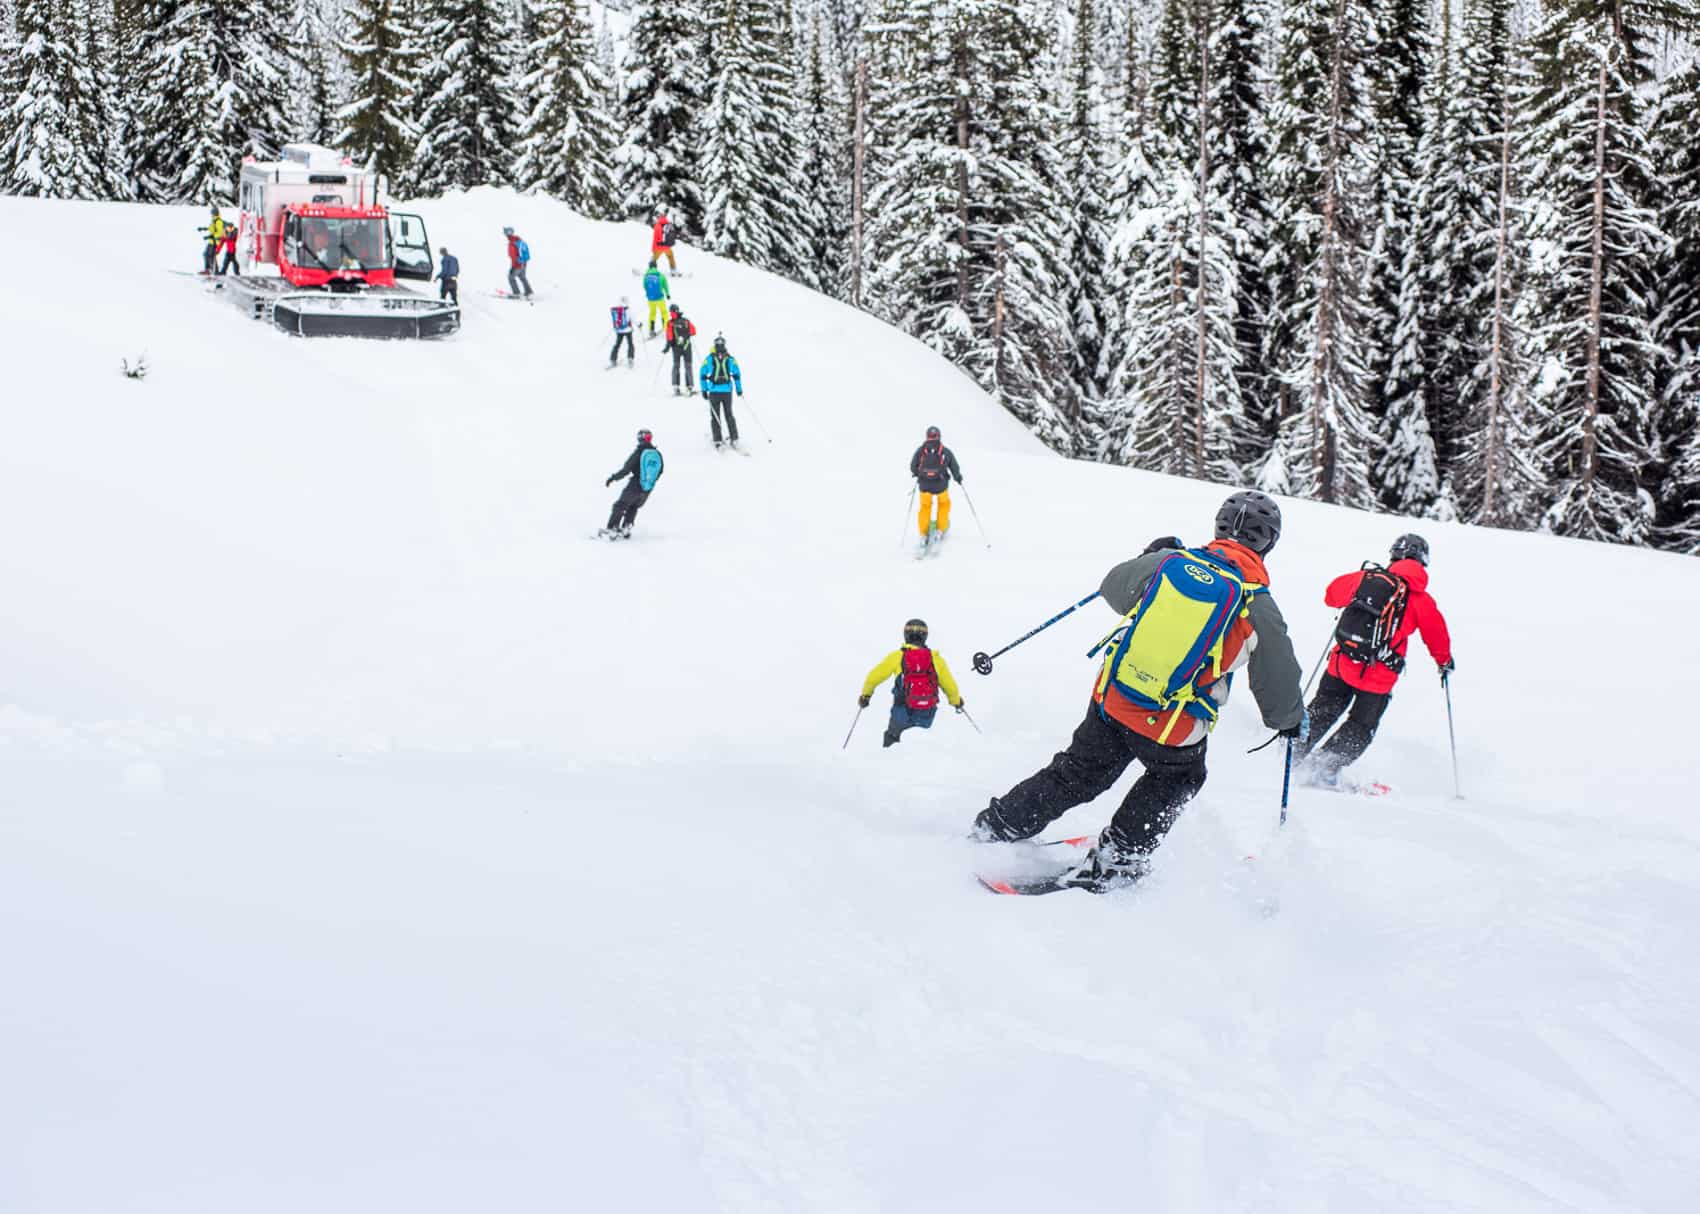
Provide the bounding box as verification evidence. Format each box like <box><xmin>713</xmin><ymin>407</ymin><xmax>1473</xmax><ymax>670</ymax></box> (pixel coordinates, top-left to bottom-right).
<box><xmin>1297</xmin><ymin>533</ymin><xmax>1453</xmax><ymax>786</ymax></box>
<box><xmin>601</xmin><ymin>429</ymin><xmax>664</xmax><ymax>538</ymax></box>
<box><xmin>699</xmin><ymin>335</ymin><xmax>743</xmax><ymax>449</ymax></box>
<box><xmin>971</xmin><ymin>491</ymin><xmax>1307</xmax><ymax>892</ymax></box>
<box><xmin>910</xmin><ymin>426</ymin><xmax>964</xmax><ymax>545</ymax></box>
<box><xmin>664</xmin><ymin>304</ymin><xmax>696</xmax><ymax>394</ymax></box>
<box><xmin>436</xmin><ymin>247</ymin><xmax>460</xmax><ymax>304</ymax></box>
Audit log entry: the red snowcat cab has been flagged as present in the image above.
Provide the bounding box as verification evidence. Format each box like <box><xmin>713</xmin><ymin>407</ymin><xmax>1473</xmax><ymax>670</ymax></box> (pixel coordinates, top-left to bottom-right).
<box><xmin>226</xmin><ymin>144</ymin><xmax>458</xmax><ymax>339</ymax></box>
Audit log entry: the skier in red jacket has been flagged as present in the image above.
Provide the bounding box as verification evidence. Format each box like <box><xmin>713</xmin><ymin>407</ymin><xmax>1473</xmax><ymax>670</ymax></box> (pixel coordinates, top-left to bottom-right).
<box><xmin>1298</xmin><ymin>533</ymin><xmax>1453</xmax><ymax>785</ymax></box>
<box><xmin>651</xmin><ymin>212</ymin><xmax>678</xmax><ymax>271</ymax></box>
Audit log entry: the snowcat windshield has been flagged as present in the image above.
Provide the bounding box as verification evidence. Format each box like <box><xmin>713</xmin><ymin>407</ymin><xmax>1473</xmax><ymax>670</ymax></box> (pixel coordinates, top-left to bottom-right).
<box><xmin>293</xmin><ymin>217</ymin><xmax>389</xmax><ymax>271</ymax></box>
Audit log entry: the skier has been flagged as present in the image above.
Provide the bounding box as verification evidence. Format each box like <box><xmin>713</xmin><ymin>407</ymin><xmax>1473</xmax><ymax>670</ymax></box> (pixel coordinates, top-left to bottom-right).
<box><xmin>436</xmin><ymin>247</ymin><xmax>460</xmax><ymax>305</ymax></box>
<box><xmin>217</xmin><ymin>223</ymin><xmax>240</xmax><ymax>276</ymax></box>
<box><xmin>609</xmin><ymin>296</ymin><xmax>636</xmax><ymax>367</ymax></box>
<box><xmin>910</xmin><ymin>426</ymin><xmax>964</xmax><ymax>550</ymax></box>
<box><xmin>651</xmin><ymin>211</ymin><xmax>679</xmax><ymax>272</ymax></box>
<box><xmin>699</xmin><ymin>335</ymin><xmax>743</xmax><ymax>449</ymax></box>
<box><xmin>199</xmin><ymin>206</ymin><xmax>228</xmax><ymax>274</ymax></box>
<box><xmin>1296</xmin><ymin>533</ymin><xmax>1453</xmax><ymax>787</ymax></box>
<box><xmin>641</xmin><ymin>259</ymin><xmax>670</xmax><ymax>335</ymax></box>
<box><xmin>503</xmin><ymin>226</ymin><xmax>534</xmax><ymax>298</ymax></box>
<box><xmin>970</xmin><ymin>492</ymin><xmax>1307</xmax><ymax>892</ymax></box>
<box><xmin>858</xmin><ymin>619</ymin><xmax>966</xmax><ymax>748</ymax></box>
<box><xmin>600</xmin><ymin>429</ymin><xmax>664</xmax><ymax>539</ymax></box>
<box><xmin>663</xmin><ymin>304</ymin><xmax>696</xmax><ymax>395</ymax></box>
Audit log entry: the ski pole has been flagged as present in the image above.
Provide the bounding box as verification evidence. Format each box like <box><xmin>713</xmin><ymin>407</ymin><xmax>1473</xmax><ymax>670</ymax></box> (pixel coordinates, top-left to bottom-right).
<box><xmin>1443</xmin><ymin>670</ymin><xmax>1462</xmax><ymax>799</ymax></box>
<box><xmin>1302</xmin><ymin>613</ymin><xmax>1341</xmax><ymax>696</ymax></box>
<box><xmin>972</xmin><ymin>591</ymin><xmax>1101</xmax><ymax>675</ymax></box>
<box><xmin>956</xmin><ymin>482</ymin><xmax>991</xmax><ymax>548</ymax></box>
<box><xmin>1280</xmin><ymin>737</ymin><xmax>1293</xmax><ymax>827</ymax></box>
<box><xmin>842</xmin><ymin>705</ymin><xmax>865</xmax><ymax>750</ymax></box>
<box><xmin>737</xmin><ymin>396</ymin><xmax>773</xmax><ymax>443</ymax></box>
<box><xmin>899</xmin><ymin>484</ymin><xmax>917</xmax><ymax>550</ymax></box>
<box><xmin>956</xmin><ymin>705</ymin><xmax>982</xmax><ymax>734</ymax></box>
<box><xmin>652</xmin><ymin>350</ymin><xmax>667</xmax><ymax>387</ymax></box>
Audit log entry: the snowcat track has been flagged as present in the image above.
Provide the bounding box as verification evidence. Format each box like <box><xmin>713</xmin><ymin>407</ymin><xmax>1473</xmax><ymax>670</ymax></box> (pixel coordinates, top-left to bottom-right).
<box><xmin>223</xmin><ymin>277</ymin><xmax>459</xmax><ymax>340</ymax></box>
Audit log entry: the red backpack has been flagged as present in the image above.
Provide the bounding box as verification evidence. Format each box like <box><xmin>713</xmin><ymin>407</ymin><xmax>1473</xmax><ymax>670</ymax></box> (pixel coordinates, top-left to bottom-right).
<box><xmin>900</xmin><ymin>646</ymin><xmax>940</xmax><ymax>710</ymax></box>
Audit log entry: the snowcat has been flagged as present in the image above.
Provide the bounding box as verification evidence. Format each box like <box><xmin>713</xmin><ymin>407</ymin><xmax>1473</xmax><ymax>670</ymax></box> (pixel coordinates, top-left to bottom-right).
<box><xmin>225</xmin><ymin>144</ymin><xmax>459</xmax><ymax>339</ymax></box>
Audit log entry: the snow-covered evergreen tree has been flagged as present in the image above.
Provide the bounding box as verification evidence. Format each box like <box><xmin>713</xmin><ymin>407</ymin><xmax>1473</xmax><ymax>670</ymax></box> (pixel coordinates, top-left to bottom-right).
<box><xmin>1057</xmin><ymin>0</ymin><xmax>1115</xmax><ymax>430</ymax></box>
<box><xmin>617</xmin><ymin>0</ymin><xmax>707</xmax><ymax>233</ymax></box>
<box><xmin>1520</xmin><ymin>1</ymin><xmax>1668</xmax><ymax>546</ymax></box>
<box><xmin>794</xmin><ymin>11</ymin><xmax>846</xmax><ymax>296</ymax></box>
<box><xmin>2</xmin><ymin>0</ymin><xmax>105</xmax><ymax>197</ymax></box>
<box><xmin>1649</xmin><ymin>52</ymin><xmax>1700</xmax><ymax>552</ymax></box>
<box><xmin>409</xmin><ymin>0</ymin><xmax>522</xmax><ymax>192</ymax></box>
<box><xmin>515</xmin><ymin>0</ymin><xmax>618</xmax><ymax>216</ymax></box>
<box><xmin>130</xmin><ymin>1</ymin><xmax>237</xmax><ymax>202</ymax></box>
<box><xmin>1368</xmin><ymin>0</ymin><xmax>1441</xmax><ymax>516</ymax></box>
<box><xmin>292</xmin><ymin>0</ymin><xmax>342</xmax><ymax>147</ymax></box>
<box><xmin>337</xmin><ymin>0</ymin><xmax>419</xmax><ymax>184</ymax></box>
<box><xmin>79</xmin><ymin>0</ymin><xmax>133</xmax><ymax>199</ymax></box>
<box><xmin>1262</xmin><ymin>0</ymin><xmax>1381</xmax><ymax>507</ymax></box>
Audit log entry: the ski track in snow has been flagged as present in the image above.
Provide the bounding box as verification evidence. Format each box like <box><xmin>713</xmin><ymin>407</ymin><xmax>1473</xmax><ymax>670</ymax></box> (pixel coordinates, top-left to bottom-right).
<box><xmin>1</xmin><ymin>190</ymin><xmax>1698</xmax><ymax>1213</ymax></box>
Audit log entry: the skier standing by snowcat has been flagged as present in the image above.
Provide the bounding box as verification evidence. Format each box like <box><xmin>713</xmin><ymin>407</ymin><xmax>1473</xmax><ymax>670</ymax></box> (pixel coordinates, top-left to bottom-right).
<box><xmin>504</xmin><ymin>227</ymin><xmax>534</xmax><ymax>298</ymax></box>
<box><xmin>600</xmin><ymin>429</ymin><xmax>664</xmax><ymax>539</ymax></box>
<box><xmin>1296</xmin><ymin>534</ymin><xmax>1453</xmax><ymax>787</ymax></box>
<box><xmin>199</xmin><ymin>206</ymin><xmax>228</xmax><ymax>274</ymax></box>
<box><xmin>436</xmin><ymin>247</ymin><xmax>460</xmax><ymax>304</ymax></box>
<box><xmin>970</xmin><ymin>492</ymin><xmax>1306</xmax><ymax>893</ymax></box>
<box><xmin>858</xmin><ymin>620</ymin><xmax>967</xmax><ymax>748</ymax></box>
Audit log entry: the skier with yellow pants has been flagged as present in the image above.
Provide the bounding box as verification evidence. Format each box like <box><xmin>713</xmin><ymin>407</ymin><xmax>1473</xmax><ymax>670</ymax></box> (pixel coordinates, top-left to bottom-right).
<box><xmin>910</xmin><ymin>425</ymin><xmax>964</xmax><ymax>554</ymax></box>
<box><xmin>858</xmin><ymin>619</ymin><xmax>966</xmax><ymax>748</ymax></box>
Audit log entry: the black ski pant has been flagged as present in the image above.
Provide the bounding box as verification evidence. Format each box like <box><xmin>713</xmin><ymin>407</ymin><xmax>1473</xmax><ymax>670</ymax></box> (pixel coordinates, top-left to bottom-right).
<box><xmin>1297</xmin><ymin>672</ymin><xmax>1390</xmax><ymax>773</ymax></box>
<box><xmin>218</xmin><ymin>248</ymin><xmax>239</xmax><ymax>276</ymax></box>
<box><xmin>606</xmin><ymin>482</ymin><xmax>650</xmax><ymax>532</ymax></box>
<box><xmin>610</xmin><ymin>330</ymin><xmax>634</xmax><ymax>363</ymax></box>
<box><xmin>440</xmin><ymin>276</ymin><xmax>458</xmax><ymax>304</ymax></box>
<box><xmin>508</xmin><ymin>264</ymin><xmax>533</xmax><ymax>297</ymax></box>
<box><xmin>976</xmin><ymin>705</ymin><xmax>1207</xmax><ymax>856</ymax></box>
<box><xmin>203</xmin><ymin>242</ymin><xmax>217</xmax><ymax>273</ymax></box>
<box><xmin>706</xmin><ymin>393</ymin><xmax>739</xmax><ymax>444</ymax></box>
<box><xmin>671</xmin><ymin>345</ymin><xmax>694</xmax><ymax>388</ymax></box>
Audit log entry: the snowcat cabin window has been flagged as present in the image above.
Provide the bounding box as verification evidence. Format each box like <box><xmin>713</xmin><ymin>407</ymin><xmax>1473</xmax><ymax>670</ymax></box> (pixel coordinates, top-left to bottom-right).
<box><xmin>298</xmin><ymin>217</ymin><xmax>387</xmax><ymax>270</ymax></box>
<box><xmin>283</xmin><ymin>213</ymin><xmax>305</xmax><ymax>267</ymax></box>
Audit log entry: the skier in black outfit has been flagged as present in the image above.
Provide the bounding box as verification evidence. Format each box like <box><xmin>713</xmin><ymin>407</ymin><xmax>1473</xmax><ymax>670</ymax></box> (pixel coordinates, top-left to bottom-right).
<box><xmin>663</xmin><ymin>304</ymin><xmax>696</xmax><ymax>394</ymax></box>
<box><xmin>601</xmin><ymin>429</ymin><xmax>665</xmax><ymax>537</ymax></box>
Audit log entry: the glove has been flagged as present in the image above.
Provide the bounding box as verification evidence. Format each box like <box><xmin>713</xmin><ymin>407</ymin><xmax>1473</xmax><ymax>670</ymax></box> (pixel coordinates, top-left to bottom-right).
<box><xmin>1279</xmin><ymin>710</ymin><xmax>1310</xmax><ymax>743</ymax></box>
<box><xmin>857</xmin><ymin>695</ymin><xmax>871</xmax><ymax>708</ymax></box>
<box><xmin>1438</xmin><ymin>658</ymin><xmax>1455</xmax><ymax>679</ymax></box>
<box><xmin>1142</xmin><ymin>535</ymin><xmax>1184</xmax><ymax>555</ymax></box>
<box><xmin>954</xmin><ymin>700</ymin><xmax>966</xmax><ymax>713</ymax></box>
<box><xmin>604</xmin><ymin>475</ymin><xmax>615</xmax><ymax>486</ymax></box>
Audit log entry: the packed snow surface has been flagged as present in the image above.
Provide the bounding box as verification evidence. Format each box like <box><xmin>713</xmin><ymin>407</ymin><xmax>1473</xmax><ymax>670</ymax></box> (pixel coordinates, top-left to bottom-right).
<box><xmin>2</xmin><ymin>191</ymin><xmax>1698</xmax><ymax>1213</ymax></box>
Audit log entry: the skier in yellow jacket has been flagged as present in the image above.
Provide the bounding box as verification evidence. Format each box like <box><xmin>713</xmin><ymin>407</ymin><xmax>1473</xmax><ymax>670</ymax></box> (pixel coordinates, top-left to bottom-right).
<box><xmin>858</xmin><ymin>619</ymin><xmax>965</xmax><ymax>748</ymax></box>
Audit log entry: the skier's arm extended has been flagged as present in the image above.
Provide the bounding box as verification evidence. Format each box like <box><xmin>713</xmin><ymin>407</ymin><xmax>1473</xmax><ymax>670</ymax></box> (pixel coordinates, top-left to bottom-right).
<box><xmin>860</xmin><ymin>650</ymin><xmax>903</xmax><ymax>698</ymax></box>
<box><xmin>1245</xmin><ymin>594</ymin><xmax>1304</xmax><ymax>731</ymax></box>
<box><xmin>1097</xmin><ymin>552</ymin><xmax>1167</xmax><ymax>615</ymax></box>
<box><xmin>607</xmin><ymin>448</ymin><xmax>640</xmax><ymax>484</ymax></box>
<box><xmin>932</xmin><ymin>653</ymin><xmax>963</xmax><ymax>707</ymax></box>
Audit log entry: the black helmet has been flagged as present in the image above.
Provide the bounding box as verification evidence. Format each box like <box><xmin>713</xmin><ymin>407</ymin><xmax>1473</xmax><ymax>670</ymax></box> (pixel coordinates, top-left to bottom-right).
<box><xmin>636</xmin><ymin>428</ymin><xmax>653</xmax><ymax>444</ymax></box>
<box><xmin>668</xmin><ymin>303</ymin><xmax>679</xmax><ymax>314</ymax></box>
<box><xmin>1390</xmin><ymin>533</ymin><xmax>1429</xmax><ymax>566</ymax></box>
<box><xmin>903</xmin><ymin>618</ymin><xmax>929</xmax><ymax>645</ymax></box>
<box><xmin>925</xmin><ymin>425</ymin><xmax>941</xmax><ymax>441</ymax></box>
<box><xmin>1214</xmin><ymin>490</ymin><xmax>1282</xmax><ymax>555</ymax></box>
<box><xmin>714</xmin><ymin>335</ymin><xmax>727</xmax><ymax>353</ymax></box>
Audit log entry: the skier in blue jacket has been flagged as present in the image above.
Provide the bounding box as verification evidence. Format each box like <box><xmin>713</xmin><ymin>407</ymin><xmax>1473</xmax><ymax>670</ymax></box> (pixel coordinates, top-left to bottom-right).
<box><xmin>699</xmin><ymin>335</ymin><xmax>743</xmax><ymax>449</ymax></box>
<box><xmin>601</xmin><ymin>429</ymin><xmax>664</xmax><ymax>538</ymax></box>
<box><xmin>436</xmin><ymin>247</ymin><xmax>460</xmax><ymax>304</ymax></box>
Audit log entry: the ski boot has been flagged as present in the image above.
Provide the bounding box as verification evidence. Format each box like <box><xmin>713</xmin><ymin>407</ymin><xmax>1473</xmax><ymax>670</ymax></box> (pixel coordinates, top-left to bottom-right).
<box><xmin>1056</xmin><ymin>838</ymin><xmax>1150</xmax><ymax>894</ymax></box>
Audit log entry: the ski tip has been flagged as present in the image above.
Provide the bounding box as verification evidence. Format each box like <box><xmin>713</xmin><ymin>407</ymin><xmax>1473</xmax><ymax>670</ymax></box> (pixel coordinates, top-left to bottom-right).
<box><xmin>976</xmin><ymin>875</ymin><xmax>1021</xmax><ymax>895</ymax></box>
<box><xmin>1058</xmin><ymin>835</ymin><xmax>1093</xmax><ymax>848</ymax></box>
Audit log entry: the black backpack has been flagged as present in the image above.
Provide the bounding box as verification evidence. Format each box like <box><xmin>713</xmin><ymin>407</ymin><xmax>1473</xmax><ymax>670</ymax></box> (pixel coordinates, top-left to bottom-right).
<box><xmin>917</xmin><ymin>443</ymin><xmax>946</xmax><ymax>477</ymax></box>
<box><xmin>1334</xmin><ymin>563</ymin><xmax>1410</xmax><ymax>672</ymax></box>
<box><xmin>660</xmin><ymin>221</ymin><xmax>676</xmax><ymax>247</ymax></box>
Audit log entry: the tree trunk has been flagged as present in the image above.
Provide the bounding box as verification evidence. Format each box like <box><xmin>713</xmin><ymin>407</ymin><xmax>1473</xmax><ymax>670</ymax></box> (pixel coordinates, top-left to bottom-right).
<box><xmin>1483</xmin><ymin>89</ymin><xmax>1513</xmax><ymax>523</ymax></box>
<box><xmin>1194</xmin><ymin>1</ymin><xmax>1212</xmax><ymax>475</ymax></box>
<box><xmin>1582</xmin><ymin>49</ymin><xmax>1609</xmax><ymax>488</ymax></box>
<box><xmin>1310</xmin><ymin>0</ymin><xmax>1352</xmax><ymax>503</ymax></box>
<box><xmin>850</xmin><ymin>55</ymin><xmax>867</xmax><ymax>310</ymax></box>
<box><xmin>954</xmin><ymin>36</ymin><xmax>971</xmax><ymax>318</ymax></box>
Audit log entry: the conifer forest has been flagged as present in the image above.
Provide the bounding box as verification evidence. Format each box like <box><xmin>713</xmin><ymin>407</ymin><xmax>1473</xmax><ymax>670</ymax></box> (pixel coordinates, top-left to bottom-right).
<box><xmin>5</xmin><ymin>0</ymin><xmax>1698</xmax><ymax>553</ymax></box>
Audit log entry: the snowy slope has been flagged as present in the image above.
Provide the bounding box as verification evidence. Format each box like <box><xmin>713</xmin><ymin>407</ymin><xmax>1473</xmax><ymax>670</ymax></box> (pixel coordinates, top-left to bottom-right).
<box><xmin>2</xmin><ymin>190</ymin><xmax>1698</xmax><ymax>1214</ymax></box>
